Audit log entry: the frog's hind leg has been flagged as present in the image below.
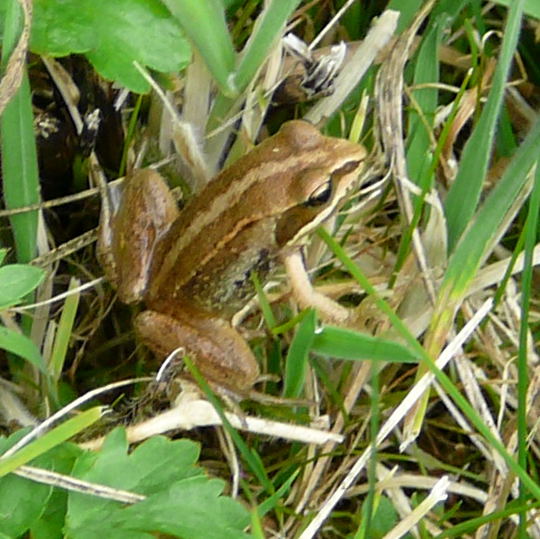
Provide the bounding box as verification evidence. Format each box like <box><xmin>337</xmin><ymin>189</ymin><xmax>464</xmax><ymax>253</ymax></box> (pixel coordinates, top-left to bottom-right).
<box><xmin>134</xmin><ymin>309</ymin><xmax>260</xmax><ymax>394</ymax></box>
<box><xmin>98</xmin><ymin>169</ymin><xmax>179</xmax><ymax>304</ymax></box>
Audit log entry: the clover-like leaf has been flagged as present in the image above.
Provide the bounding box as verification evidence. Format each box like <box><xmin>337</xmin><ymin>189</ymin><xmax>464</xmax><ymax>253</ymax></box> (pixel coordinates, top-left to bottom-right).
<box><xmin>32</xmin><ymin>0</ymin><xmax>191</xmax><ymax>92</ymax></box>
<box><xmin>67</xmin><ymin>429</ymin><xmax>250</xmax><ymax>538</ymax></box>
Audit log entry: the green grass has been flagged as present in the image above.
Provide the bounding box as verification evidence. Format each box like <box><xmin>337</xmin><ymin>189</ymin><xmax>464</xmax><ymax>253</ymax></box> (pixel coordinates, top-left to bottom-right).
<box><xmin>0</xmin><ymin>1</ymin><xmax>539</xmax><ymax>537</ymax></box>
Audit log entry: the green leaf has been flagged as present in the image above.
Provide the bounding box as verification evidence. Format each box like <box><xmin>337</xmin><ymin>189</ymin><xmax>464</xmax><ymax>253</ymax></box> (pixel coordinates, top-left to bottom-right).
<box><xmin>312</xmin><ymin>326</ymin><xmax>419</xmax><ymax>364</ymax></box>
<box><xmin>0</xmin><ymin>408</ymin><xmax>102</xmax><ymax>478</ymax></box>
<box><xmin>444</xmin><ymin>0</ymin><xmax>526</xmax><ymax>251</ymax></box>
<box><xmin>0</xmin><ymin>264</ymin><xmax>44</xmax><ymax>310</ymax></box>
<box><xmin>162</xmin><ymin>0</ymin><xmax>236</xmax><ymax>95</ymax></box>
<box><xmin>67</xmin><ymin>429</ymin><xmax>250</xmax><ymax>538</ymax></box>
<box><xmin>283</xmin><ymin>309</ymin><xmax>316</xmax><ymax>398</ymax></box>
<box><xmin>120</xmin><ymin>480</ymin><xmax>251</xmax><ymax>539</ymax></box>
<box><xmin>233</xmin><ymin>0</ymin><xmax>301</xmax><ymax>91</ymax></box>
<box><xmin>1</xmin><ymin>2</ymin><xmax>40</xmax><ymax>264</ymax></box>
<box><xmin>0</xmin><ymin>434</ymin><xmax>80</xmax><ymax>538</ymax></box>
<box><xmin>30</xmin><ymin>486</ymin><xmax>68</xmax><ymax>538</ymax></box>
<box><xmin>0</xmin><ymin>471</ymin><xmax>52</xmax><ymax>537</ymax></box>
<box><xmin>492</xmin><ymin>0</ymin><xmax>540</xmax><ymax>19</ymax></box>
<box><xmin>30</xmin><ymin>0</ymin><xmax>95</xmax><ymax>55</ymax></box>
<box><xmin>364</xmin><ymin>495</ymin><xmax>399</xmax><ymax>537</ymax></box>
<box><xmin>0</xmin><ymin>326</ymin><xmax>45</xmax><ymax>371</ymax></box>
<box><xmin>31</xmin><ymin>0</ymin><xmax>190</xmax><ymax>92</ymax></box>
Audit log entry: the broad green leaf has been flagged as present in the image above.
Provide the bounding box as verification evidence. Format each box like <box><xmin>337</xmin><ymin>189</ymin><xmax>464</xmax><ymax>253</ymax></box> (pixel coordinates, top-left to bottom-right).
<box><xmin>0</xmin><ymin>326</ymin><xmax>45</xmax><ymax>371</ymax></box>
<box><xmin>0</xmin><ymin>264</ymin><xmax>44</xmax><ymax>309</ymax></box>
<box><xmin>32</xmin><ymin>0</ymin><xmax>190</xmax><ymax>92</ymax></box>
<box><xmin>67</xmin><ymin>429</ymin><xmax>250</xmax><ymax>538</ymax></box>
<box><xmin>0</xmin><ymin>469</ymin><xmax>52</xmax><ymax>536</ymax></box>
<box><xmin>0</xmin><ymin>435</ymin><xmax>80</xmax><ymax>538</ymax></box>
<box><xmin>30</xmin><ymin>0</ymin><xmax>95</xmax><ymax>54</ymax></box>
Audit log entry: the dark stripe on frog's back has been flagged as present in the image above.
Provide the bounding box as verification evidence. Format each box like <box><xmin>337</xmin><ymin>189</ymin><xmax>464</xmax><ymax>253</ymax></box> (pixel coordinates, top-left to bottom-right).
<box><xmin>147</xmin><ymin>171</ymin><xmax>286</xmax><ymax>301</ymax></box>
<box><xmin>146</xmin><ymin>121</ymin><xmax>338</xmax><ymax>306</ymax></box>
<box><xmin>147</xmin><ymin>147</ymin><xmax>330</xmax><ymax>299</ymax></box>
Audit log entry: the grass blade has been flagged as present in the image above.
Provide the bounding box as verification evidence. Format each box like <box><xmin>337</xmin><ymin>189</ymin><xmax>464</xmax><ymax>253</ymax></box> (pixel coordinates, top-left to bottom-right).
<box><xmin>491</xmin><ymin>0</ymin><xmax>540</xmax><ymax>19</ymax></box>
<box><xmin>318</xmin><ymin>227</ymin><xmax>540</xmax><ymax>502</ymax></box>
<box><xmin>439</xmin><ymin>117</ymin><xmax>539</xmax><ymax>311</ymax></box>
<box><xmin>0</xmin><ymin>407</ymin><xmax>103</xmax><ymax>478</ymax></box>
<box><xmin>311</xmin><ymin>326</ymin><xmax>419</xmax><ymax>363</ymax></box>
<box><xmin>283</xmin><ymin>309</ymin><xmax>316</xmax><ymax>399</ymax></box>
<box><xmin>516</xmin><ymin>160</ymin><xmax>540</xmax><ymax>533</ymax></box>
<box><xmin>444</xmin><ymin>0</ymin><xmax>525</xmax><ymax>251</ymax></box>
<box><xmin>48</xmin><ymin>278</ymin><xmax>81</xmax><ymax>383</ymax></box>
<box><xmin>163</xmin><ymin>0</ymin><xmax>236</xmax><ymax>96</ymax></box>
<box><xmin>1</xmin><ymin>1</ymin><xmax>40</xmax><ymax>263</ymax></box>
<box><xmin>233</xmin><ymin>0</ymin><xmax>300</xmax><ymax>92</ymax></box>
<box><xmin>407</xmin><ymin>116</ymin><xmax>540</xmax><ymax>440</ymax></box>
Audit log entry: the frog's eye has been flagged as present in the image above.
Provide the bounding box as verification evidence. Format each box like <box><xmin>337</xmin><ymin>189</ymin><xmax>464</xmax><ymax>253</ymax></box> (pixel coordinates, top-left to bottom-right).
<box><xmin>305</xmin><ymin>179</ymin><xmax>333</xmax><ymax>206</ymax></box>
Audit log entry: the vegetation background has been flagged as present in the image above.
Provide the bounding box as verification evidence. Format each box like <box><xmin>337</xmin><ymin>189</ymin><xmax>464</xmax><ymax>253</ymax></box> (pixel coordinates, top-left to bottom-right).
<box><xmin>0</xmin><ymin>0</ymin><xmax>539</xmax><ymax>537</ymax></box>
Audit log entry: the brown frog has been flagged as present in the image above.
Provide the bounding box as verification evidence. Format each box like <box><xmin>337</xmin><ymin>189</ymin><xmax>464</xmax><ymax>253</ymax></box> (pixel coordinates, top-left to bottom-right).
<box><xmin>98</xmin><ymin>120</ymin><xmax>366</xmax><ymax>394</ymax></box>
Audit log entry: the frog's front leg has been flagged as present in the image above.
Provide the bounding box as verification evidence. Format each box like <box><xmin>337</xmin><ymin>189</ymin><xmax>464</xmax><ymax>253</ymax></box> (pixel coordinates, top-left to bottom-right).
<box><xmin>97</xmin><ymin>169</ymin><xmax>179</xmax><ymax>304</ymax></box>
<box><xmin>281</xmin><ymin>249</ymin><xmax>354</xmax><ymax>325</ymax></box>
<box><xmin>135</xmin><ymin>309</ymin><xmax>260</xmax><ymax>394</ymax></box>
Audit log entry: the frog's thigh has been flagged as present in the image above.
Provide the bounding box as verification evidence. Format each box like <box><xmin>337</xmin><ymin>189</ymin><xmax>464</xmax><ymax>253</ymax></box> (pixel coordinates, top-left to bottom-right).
<box><xmin>113</xmin><ymin>170</ymin><xmax>179</xmax><ymax>303</ymax></box>
<box><xmin>134</xmin><ymin>310</ymin><xmax>259</xmax><ymax>390</ymax></box>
